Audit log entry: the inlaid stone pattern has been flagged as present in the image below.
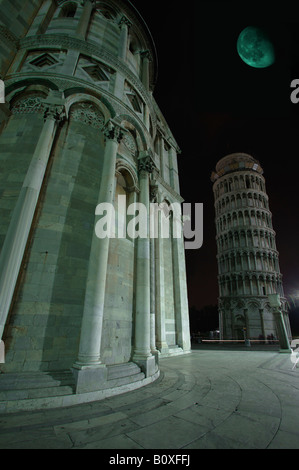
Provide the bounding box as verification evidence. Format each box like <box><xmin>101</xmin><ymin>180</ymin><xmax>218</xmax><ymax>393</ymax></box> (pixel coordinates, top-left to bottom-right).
<box><xmin>69</xmin><ymin>102</ymin><xmax>105</xmax><ymax>129</ymax></box>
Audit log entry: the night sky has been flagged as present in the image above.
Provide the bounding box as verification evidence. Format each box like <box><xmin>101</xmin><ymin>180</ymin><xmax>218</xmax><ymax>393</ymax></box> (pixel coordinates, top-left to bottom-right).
<box><xmin>132</xmin><ymin>1</ymin><xmax>299</xmax><ymax>310</ymax></box>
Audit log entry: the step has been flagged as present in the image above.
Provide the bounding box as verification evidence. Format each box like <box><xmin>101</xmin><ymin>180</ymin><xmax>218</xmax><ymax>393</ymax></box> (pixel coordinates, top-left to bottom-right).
<box><xmin>0</xmin><ymin>371</ymin><xmax>75</xmax><ymax>401</ymax></box>
<box><xmin>107</xmin><ymin>362</ymin><xmax>143</xmax><ymax>380</ymax></box>
<box><xmin>0</xmin><ymin>364</ymin><xmax>146</xmax><ymax>404</ymax></box>
<box><xmin>0</xmin><ymin>371</ymin><xmax>74</xmax><ymax>391</ymax></box>
<box><xmin>0</xmin><ymin>385</ymin><xmax>75</xmax><ymax>401</ymax></box>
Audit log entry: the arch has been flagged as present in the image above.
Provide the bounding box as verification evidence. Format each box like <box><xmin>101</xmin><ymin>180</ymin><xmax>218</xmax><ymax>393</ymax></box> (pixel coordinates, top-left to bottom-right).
<box><xmin>115</xmin><ymin>158</ymin><xmax>139</xmax><ymax>191</ymax></box>
<box><xmin>6</xmin><ymin>79</ymin><xmax>59</xmax><ymax>101</ymax></box>
<box><xmin>59</xmin><ymin>1</ymin><xmax>78</xmax><ymax>18</ymax></box>
<box><xmin>247</xmin><ymin>300</ymin><xmax>261</xmax><ymax>310</ymax></box>
<box><xmin>64</xmin><ymin>87</ymin><xmax>115</xmax><ymax>118</ymax></box>
<box><xmin>115</xmin><ymin>114</ymin><xmax>147</xmax><ymax>150</ymax></box>
<box><xmin>96</xmin><ymin>3</ymin><xmax>119</xmax><ymax>20</ymax></box>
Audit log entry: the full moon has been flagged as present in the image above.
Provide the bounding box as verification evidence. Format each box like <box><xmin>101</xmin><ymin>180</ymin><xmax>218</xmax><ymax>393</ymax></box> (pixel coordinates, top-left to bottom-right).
<box><xmin>237</xmin><ymin>26</ymin><xmax>275</xmax><ymax>68</ymax></box>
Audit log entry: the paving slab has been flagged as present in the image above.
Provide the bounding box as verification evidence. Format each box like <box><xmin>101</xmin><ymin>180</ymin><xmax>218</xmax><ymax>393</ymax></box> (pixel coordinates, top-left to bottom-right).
<box><xmin>0</xmin><ymin>347</ymin><xmax>299</xmax><ymax>451</ymax></box>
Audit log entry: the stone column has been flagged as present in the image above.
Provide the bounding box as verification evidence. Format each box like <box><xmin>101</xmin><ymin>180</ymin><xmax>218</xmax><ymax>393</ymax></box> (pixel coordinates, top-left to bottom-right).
<box><xmin>76</xmin><ymin>0</ymin><xmax>95</xmax><ymax>40</ymax></box>
<box><xmin>118</xmin><ymin>16</ymin><xmax>132</xmax><ymax>60</ymax></box>
<box><xmin>172</xmin><ymin>208</ymin><xmax>191</xmax><ymax>353</ymax></box>
<box><xmin>0</xmin><ymin>98</ymin><xmax>65</xmax><ymax>340</ymax></box>
<box><xmin>259</xmin><ymin>309</ymin><xmax>266</xmax><ymax>341</ymax></box>
<box><xmin>141</xmin><ymin>50</ymin><xmax>151</xmax><ymax>92</ymax></box>
<box><xmin>268</xmin><ymin>294</ymin><xmax>291</xmax><ymax>353</ymax></box>
<box><xmin>273</xmin><ymin>309</ymin><xmax>292</xmax><ymax>352</ymax></box>
<box><xmin>168</xmin><ymin>146</ymin><xmax>180</xmax><ymax>194</ymax></box>
<box><xmin>73</xmin><ymin>121</ymin><xmax>124</xmax><ymax>393</ymax></box>
<box><xmin>155</xmin><ymin>199</ymin><xmax>169</xmax><ymax>354</ymax></box>
<box><xmin>26</xmin><ymin>0</ymin><xmax>54</xmax><ymax>36</ymax></box>
<box><xmin>150</xmin><ymin>184</ymin><xmax>158</xmax><ymax>356</ymax></box>
<box><xmin>132</xmin><ymin>154</ymin><xmax>156</xmax><ymax>377</ymax></box>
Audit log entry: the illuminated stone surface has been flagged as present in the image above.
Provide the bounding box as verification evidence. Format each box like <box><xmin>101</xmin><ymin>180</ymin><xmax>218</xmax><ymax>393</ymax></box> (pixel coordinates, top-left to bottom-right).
<box><xmin>211</xmin><ymin>153</ymin><xmax>291</xmax><ymax>343</ymax></box>
<box><xmin>0</xmin><ymin>0</ymin><xmax>190</xmax><ymax>404</ymax></box>
<box><xmin>0</xmin><ymin>347</ymin><xmax>299</xmax><ymax>448</ymax></box>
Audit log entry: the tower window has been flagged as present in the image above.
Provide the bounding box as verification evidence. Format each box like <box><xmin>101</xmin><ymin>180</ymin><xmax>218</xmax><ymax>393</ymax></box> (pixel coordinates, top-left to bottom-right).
<box><xmin>262</xmin><ymin>286</ymin><xmax>266</xmax><ymax>295</ymax></box>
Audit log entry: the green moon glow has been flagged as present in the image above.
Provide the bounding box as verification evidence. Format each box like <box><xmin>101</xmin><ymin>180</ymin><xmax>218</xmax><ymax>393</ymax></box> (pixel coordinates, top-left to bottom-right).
<box><xmin>237</xmin><ymin>26</ymin><xmax>275</xmax><ymax>68</ymax></box>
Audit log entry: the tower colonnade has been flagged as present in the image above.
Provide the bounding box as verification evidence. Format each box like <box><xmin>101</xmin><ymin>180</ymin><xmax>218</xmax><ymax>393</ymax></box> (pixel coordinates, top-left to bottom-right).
<box><xmin>211</xmin><ymin>153</ymin><xmax>291</xmax><ymax>342</ymax></box>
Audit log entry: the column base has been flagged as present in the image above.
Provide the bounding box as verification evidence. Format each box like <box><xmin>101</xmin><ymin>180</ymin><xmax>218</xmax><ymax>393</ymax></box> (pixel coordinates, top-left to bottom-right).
<box><xmin>156</xmin><ymin>342</ymin><xmax>169</xmax><ymax>355</ymax></box>
<box><xmin>132</xmin><ymin>354</ymin><xmax>157</xmax><ymax>378</ymax></box>
<box><xmin>72</xmin><ymin>363</ymin><xmax>107</xmax><ymax>394</ymax></box>
<box><xmin>279</xmin><ymin>348</ymin><xmax>292</xmax><ymax>354</ymax></box>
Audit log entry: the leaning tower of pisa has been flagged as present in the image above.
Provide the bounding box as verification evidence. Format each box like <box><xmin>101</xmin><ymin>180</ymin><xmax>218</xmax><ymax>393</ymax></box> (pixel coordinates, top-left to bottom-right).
<box><xmin>211</xmin><ymin>153</ymin><xmax>291</xmax><ymax>342</ymax></box>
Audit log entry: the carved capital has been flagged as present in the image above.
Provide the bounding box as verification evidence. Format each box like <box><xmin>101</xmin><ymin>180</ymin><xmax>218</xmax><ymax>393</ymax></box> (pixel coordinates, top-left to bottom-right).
<box><xmin>150</xmin><ymin>184</ymin><xmax>159</xmax><ymax>203</ymax></box>
<box><xmin>138</xmin><ymin>155</ymin><xmax>155</xmax><ymax>174</ymax></box>
<box><xmin>119</xmin><ymin>16</ymin><xmax>132</xmax><ymax>30</ymax></box>
<box><xmin>102</xmin><ymin>120</ymin><xmax>124</xmax><ymax>143</ymax></box>
<box><xmin>140</xmin><ymin>50</ymin><xmax>152</xmax><ymax>62</ymax></box>
<box><xmin>43</xmin><ymin>105</ymin><xmax>65</xmax><ymax>123</ymax></box>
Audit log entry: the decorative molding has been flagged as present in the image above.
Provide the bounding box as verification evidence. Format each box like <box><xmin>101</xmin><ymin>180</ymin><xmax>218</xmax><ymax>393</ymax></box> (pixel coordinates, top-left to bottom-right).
<box><xmin>149</xmin><ymin>184</ymin><xmax>158</xmax><ymax>203</ymax></box>
<box><xmin>5</xmin><ymin>72</ymin><xmax>156</xmax><ymax>152</ymax></box>
<box><xmin>11</xmin><ymin>95</ymin><xmax>44</xmax><ymax>114</ymax></box>
<box><xmin>44</xmin><ymin>104</ymin><xmax>65</xmax><ymax>123</ymax></box>
<box><xmin>69</xmin><ymin>101</ymin><xmax>105</xmax><ymax>128</ymax></box>
<box><xmin>138</xmin><ymin>155</ymin><xmax>155</xmax><ymax>174</ymax></box>
<box><xmin>18</xmin><ymin>34</ymin><xmax>157</xmax><ymax>128</ymax></box>
<box><xmin>11</xmin><ymin>93</ymin><xmax>66</xmax><ymax>125</ymax></box>
<box><xmin>122</xmin><ymin>131</ymin><xmax>137</xmax><ymax>155</ymax></box>
<box><xmin>102</xmin><ymin>120</ymin><xmax>124</xmax><ymax>143</ymax></box>
<box><xmin>118</xmin><ymin>16</ymin><xmax>132</xmax><ymax>30</ymax></box>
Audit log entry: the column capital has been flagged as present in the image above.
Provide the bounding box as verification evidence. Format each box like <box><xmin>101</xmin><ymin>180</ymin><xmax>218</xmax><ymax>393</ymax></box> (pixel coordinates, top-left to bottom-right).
<box><xmin>43</xmin><ymin>104</ymin><xmax>65</xmax><ymax>123</ymax></box>
<box><xmin>138</xmin><ymin>151</ymin><xmax>155</xmax><ymax>174</ymax></box>
<box><xmin>150</xmin><ymin>184</ymin><xmax>158</xmax><ymax>202</ymax></box>
<box><xmin>140</xmin><ymin>50</ymin><xmax>152</xmax><ymax>62</ymax></box>
<box><xmin>102</xmin><ymin>120</ymin><xmax>124</xmax><ymax>143</ymax></box>
<box><xmin>118</xmin><ymin>15</ymin><xmax>132</xmax><ymax>30</ymax></box>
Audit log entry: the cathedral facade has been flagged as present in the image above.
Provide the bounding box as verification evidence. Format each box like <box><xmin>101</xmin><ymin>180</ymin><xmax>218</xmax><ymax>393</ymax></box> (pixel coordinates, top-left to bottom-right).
<box><xmin>0</xmin><ymin>0</ymin><xmax>190</xmax><ymax>408</ymax></box>
<box><xmin>212</xmin><ymin>153</ymin><xmax>291</xmax><ymax>343</ymax></box>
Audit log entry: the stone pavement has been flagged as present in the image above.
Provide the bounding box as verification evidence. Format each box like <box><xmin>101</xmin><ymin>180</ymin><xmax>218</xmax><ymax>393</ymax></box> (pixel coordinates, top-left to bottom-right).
<box><xmin>0</xmin><ymin>345</ymin><xmax>299</xmax><ymax>450</ymax></box>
